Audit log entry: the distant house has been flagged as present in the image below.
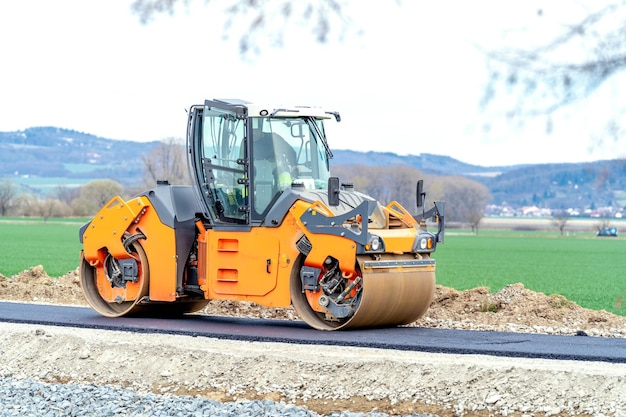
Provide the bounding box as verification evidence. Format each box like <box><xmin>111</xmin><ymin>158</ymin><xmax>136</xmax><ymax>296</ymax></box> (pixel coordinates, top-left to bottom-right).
<box><xmin>521</xmin><ymin>206</ymin><xmax>541</xmax><ymax>216</ymax></box>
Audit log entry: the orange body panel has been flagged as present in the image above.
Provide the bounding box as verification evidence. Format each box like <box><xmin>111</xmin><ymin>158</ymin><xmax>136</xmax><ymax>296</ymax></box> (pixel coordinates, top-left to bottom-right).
<box><xmin>375</xmin><ymin>228</ymin><xmax>418</xmax><ymax>253</ymax></box>
<box><xmin>200</xmin><ymin>213</ymin><xmax>301</xmax><ymax>307</ymax></box>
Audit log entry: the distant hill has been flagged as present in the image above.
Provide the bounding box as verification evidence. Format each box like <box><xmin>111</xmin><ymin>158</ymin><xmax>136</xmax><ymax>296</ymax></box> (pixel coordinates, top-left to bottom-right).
<box><xmin>331</xmin><ymin>150</ymin><xmax>521</xmax><ymax>176</ymax></box>
<box><xmin>0</xmin><ymin>127</ymin><xmax>160</xmax><ymax>185</ymax></box>
<box><xmin>476</xmin><ymin>159</ymin><xmax>626</xmax><ymax>210</ymax></box>
<box><xmin>2</xmin><ymin>127</ymin><xmax>625</xmax><ymax>212</ymax></box>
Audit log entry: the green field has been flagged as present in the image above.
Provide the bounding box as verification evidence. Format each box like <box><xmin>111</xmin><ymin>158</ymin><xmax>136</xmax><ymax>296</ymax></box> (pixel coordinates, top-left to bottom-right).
<box><xmin>0</xmin><ymin>218</ymin><xmax>86</xmax><ymax>277</ymax></box>
<box><xmin>434</xmin><ymin>230</ymin><xmax>626</xmax><ymax>315</ymax></box>
<box><xmin>1</xmin><ymin>218</ymin><xmax>625</xmax><ymax>315</ymax></box>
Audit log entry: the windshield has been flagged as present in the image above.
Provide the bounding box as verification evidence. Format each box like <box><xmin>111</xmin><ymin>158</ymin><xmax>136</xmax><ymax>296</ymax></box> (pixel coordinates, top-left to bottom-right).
<box><xmin>251</xmin><ymin>116</ymin><xmax>331</xmax><ymax>214</ymax></box>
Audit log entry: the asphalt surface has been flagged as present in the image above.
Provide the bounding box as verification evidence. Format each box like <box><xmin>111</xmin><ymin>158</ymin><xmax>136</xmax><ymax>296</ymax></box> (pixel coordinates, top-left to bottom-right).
<box><xmin>1</xmin><ymin>301</ymin><xmax>625</xmax><ymax>363</ymax></box>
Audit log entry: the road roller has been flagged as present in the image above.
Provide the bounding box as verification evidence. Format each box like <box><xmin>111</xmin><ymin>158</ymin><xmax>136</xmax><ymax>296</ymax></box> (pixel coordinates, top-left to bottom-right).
<box><xmin>79</xmin><ymin>98</ymin><xmax>445</xmax><ymax>330</ymax></box>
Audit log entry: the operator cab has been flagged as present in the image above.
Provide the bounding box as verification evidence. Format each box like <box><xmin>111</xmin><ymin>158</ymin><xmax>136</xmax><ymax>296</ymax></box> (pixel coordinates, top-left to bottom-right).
<box><xmin>187</xmin><ymin>99</ymin><xmax>339</xmax><ymax>226</ymax></box>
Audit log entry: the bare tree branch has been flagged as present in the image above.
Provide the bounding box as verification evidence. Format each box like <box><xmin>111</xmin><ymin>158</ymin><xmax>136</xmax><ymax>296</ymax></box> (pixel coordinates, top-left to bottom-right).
<box><xmin>131</xmin><ymin>0</ymin><xmax>187</xmax><ymax>23</ymax></box>
<box><xmin>0</xmin><ymin>180</ymin><xmax>16</xmax><ymax>216</ymax></box>
<box><xmin>130</xmin><ymin>0</ymin><xmax>352</xmax><ymax>55</ymax></box>
<box><xmin>141</xmin><ymin>137</ymin><xmax>189</xmax><ymax>186</ymax></box>
<box><xmin>483</xmin><ymin>1</ymin><xmax>626</xmax><ymax>117</ymax></box>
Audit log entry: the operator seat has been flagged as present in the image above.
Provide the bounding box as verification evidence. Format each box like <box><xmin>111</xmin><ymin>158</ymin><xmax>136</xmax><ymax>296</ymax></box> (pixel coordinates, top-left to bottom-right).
<box><xmin>253</xmin><ymin>133</ymin><xmax>296</xmax><ymax>212</ymax></box>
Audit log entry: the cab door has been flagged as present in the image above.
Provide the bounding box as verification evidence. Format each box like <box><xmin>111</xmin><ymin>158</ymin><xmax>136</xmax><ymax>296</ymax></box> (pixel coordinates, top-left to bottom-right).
<box><xmin>189</xmin><ymin>101</ymin><xmax>280</xmax><ymax>298</ymax></box>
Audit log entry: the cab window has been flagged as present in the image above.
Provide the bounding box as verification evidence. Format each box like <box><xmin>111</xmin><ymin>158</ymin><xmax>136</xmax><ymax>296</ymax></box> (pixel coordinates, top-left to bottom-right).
<box><xmin>200</xmin><ymin>107</ymin><xmax>247</xmax><ymax>222</ymax></box>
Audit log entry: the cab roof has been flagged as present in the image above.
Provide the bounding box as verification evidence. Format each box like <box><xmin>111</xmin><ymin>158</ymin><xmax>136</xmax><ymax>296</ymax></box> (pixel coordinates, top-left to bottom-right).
<box><xmin>206</xmin><ymin>98</ymin><xmax>339</xmax><ymax>120</ymax></box>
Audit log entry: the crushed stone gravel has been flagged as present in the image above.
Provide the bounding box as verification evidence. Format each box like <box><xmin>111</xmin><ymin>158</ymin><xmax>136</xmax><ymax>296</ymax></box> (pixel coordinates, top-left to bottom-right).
<box><xmin>0</xmin><ymin>322</ymin><xmax>624</xmax><ymax>417</ymax></box>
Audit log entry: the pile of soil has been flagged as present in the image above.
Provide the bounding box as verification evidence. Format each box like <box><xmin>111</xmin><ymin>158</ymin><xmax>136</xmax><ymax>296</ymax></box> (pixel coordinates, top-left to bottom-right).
<box><xmin>1</xmin><ymin>266</ymin><xmax>625</xmax><ymax>336</ymax></box>
<box><xmin>0</xmin><ymin>266</ymin><xmax>87</xmax><ymax>306</ymax></box>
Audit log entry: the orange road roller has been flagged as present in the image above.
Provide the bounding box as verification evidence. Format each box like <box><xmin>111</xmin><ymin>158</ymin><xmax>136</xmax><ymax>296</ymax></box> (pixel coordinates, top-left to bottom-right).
<box><xmin>79</xmin><ymin>99</ymin><xmax>445</xmax><ymax>330</ymax></box>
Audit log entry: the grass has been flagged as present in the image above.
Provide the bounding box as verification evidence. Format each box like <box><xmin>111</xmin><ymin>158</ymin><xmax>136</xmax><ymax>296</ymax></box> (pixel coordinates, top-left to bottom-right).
<box><xmin>434</xmin><ymin>230</ymin><xmax>626</xmax><ymax>315</ymax></box>
<box><xmin>0</xmin><ymin>217</ymin><xmax>87</xmax><ymax>277</ymax></box>
<box><xmin>1</xmin><ymin>217</ymin><xmax>625</xmax><ymax>316</ymax></box>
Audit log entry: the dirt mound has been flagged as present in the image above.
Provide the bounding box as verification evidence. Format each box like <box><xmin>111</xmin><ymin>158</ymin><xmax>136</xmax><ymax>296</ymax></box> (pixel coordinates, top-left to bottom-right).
<box><xmin>416</xmin><ymin>284</ymin><xmax>626</xmax><ymax>336</ymax></box>
<box><xmin>2</xmin><ymin>266</ymin><xmax>625</xmax><ymax>336</ymax></box>
<box><xmin>0</xmin><ymin>266</ymin><xmax>85</xmax><ymax>306</ymax></box>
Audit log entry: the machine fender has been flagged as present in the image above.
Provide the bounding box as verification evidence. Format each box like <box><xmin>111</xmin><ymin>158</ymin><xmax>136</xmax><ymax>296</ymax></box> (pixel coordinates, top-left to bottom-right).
<box><xmin>82</xmin><ymin>196</ymin><xmax>150</xmax><ymax>265</ymax></box>
<box><xmin>290</xmin><ymin>200</ymin><xmax>360</xmax><ymax>274</ymax></box>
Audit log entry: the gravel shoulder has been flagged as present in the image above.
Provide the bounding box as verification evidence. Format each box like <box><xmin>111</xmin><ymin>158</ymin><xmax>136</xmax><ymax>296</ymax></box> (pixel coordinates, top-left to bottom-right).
<box><xmin>1</xmin><ymin>321</ymin><xmax>625</xmax><ymax>417</ymax></box>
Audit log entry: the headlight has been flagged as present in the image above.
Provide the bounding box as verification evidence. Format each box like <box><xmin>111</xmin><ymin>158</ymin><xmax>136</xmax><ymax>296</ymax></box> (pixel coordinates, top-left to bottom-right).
<box><xmin>413</xmin><ymin>233</ymin><xmax>436</xmax><ymax>253</ymax></box>
<box><xmin>370</xmin><ymin>236</ymin><xmax>381</xmax><ymax>251</ymax></box>
<box><xmin>360</xmin><ymin>235</ymin><xmax>384</xmax><ymax>253</ymax></box>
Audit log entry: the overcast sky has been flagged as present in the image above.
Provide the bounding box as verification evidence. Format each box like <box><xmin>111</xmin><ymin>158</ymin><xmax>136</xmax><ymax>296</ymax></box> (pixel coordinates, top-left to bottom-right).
<box><xmin>1</xmin><ymin>1</ymin><xmax>623</xmax><ymax>167</ymax></box>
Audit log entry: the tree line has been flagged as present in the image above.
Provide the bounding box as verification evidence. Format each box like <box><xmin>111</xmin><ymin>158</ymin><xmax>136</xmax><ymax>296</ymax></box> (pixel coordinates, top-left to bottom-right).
<box><xmin>0</xmin><ymin>139</ymin><xmax>492</xmax><ymax>229</ymax></box>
